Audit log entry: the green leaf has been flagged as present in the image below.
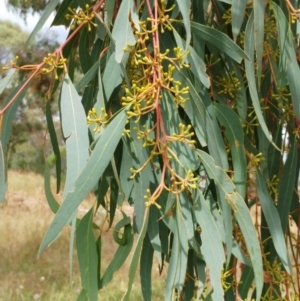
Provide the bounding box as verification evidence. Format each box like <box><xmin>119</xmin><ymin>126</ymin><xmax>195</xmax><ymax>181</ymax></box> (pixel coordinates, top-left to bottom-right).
<box><xmin>147</xmin><ymin>206</ymin><xmax>162</xmax><ymax>266</ymax></box>
<box><xmin>102</xmin><ymin>52</ymin><xmax>123</xmax><ymax>101</ymax></box>
<box><xmin>106</xmin><ymin>0</ymin><xmax>116</xmax><ymax>24</ymax></box>
<box><xmin>203</xmin><ymin>90</ymin><xmax>229</xmax><ymax>170</ymax></box>
<box><xmin>256</xmin><ymin>169</ymin><xmax>291</xmax><ymax>273</ymax></box>
<box><xmin>231</xmin><ymin>0</ymin><xmax>247</xmax><ymax>41</ymax></box>
<box><xmin>177</xmin><ymin>70</ymin><xmax>207</xmax><ymax>146</ymax></box>
<box><xmin>111</xmin><ymin>0</ymin><xmax>137</xmax><ymax>63</ymax></box>
<box><xmin>244</xmin><ymin>12</ymin><xmax>276</xmax><ymax>148</ymax></box>
<box><xmin>193</xmin><ymin>189</ymin><xmax>225</xmax><ymax>301</ymax></box>
<box><xmin>197</xmin><ymin>150</ymin><xmax>263</xmax><ymax>301</ymax></box>
<box><xmin>238</xmin><ymin>265</ymin><xmax>254</xmax><ymax>299</ymax></box>
<box><xmin>120</xmin><ymin>139</ymin><xmax>134</xmax><ymax>203</ymax></box>
<box><xmin>76</xmin><ymin>289</ymin><xmax>87</xmax><ymax>301</ymax></box>
<box><xmin>76</xmin><ymin>208</ymin><xmax>98</xmax><ymax>301</ymax></box>
<box><xmin>271</xmin><ymin>3</ymin><xmax>300</xmax><ymax>120</ymax></box>
<box><xmin>175</xmin><ymin>0</ymin><xmax>191</xmax><ymax>48</ymax></box>
<box><xmin>100</xmin><ymin>215</ymin><xmax>133</xmax><ymax>287</ymax></box>
<box><xmin>165</xmin><ymin>214</ymin><xmax>189</xmax><ymax>299</ymax></box>
<box><xmin>130</xmin><ymin>138</ymin><xmax>151</xmax><ymax>233</ymax></box>
<box><xmin>76</xmin><ymin>60</ymin><xmax>100</xmax><ymax>92</ymax></box>
<box><xmin>108</xmin><ymin>178</ymin><xmax>118</xmax><ymax>228</ymax></box>
<box><xmin>253</xmin><ymin>0</ymin><xmax>264</xmax><ymax>87</ymax></box>
<box><xmin>46</xmin><ymin>101</ymin><xmax>61</xmax><ymax>193</ymax></box>
<box><xmin>214</xmin><ymin>103</ymin><xmax>247</xmax><ymax>198</ymax></box>
<box><xmin>0</xmin><ymin>141</ymin><xmax>7</xmax><ymax>204</ymax></box>
<box><xmin>122</xmin><ymin>208</ymin><xmax>149</xmax><ymax>301</ymax></box>
<box><xmin>160</xmin><ymin>90</ymin><xmax>200</xmax><ymax>172</ymax></box>
<box><xmin>173</xmin><ymin>30</ymin><xmax>210</xmax><ymax>89</ymax></box>
<box><xmin>51</xmin><ymin>0</ymin><xmax>74</xmax><ymax>27</ymax></box>
<box><xmin>79</xmin><ymin>27</ymin><xmax>93</xmax><ymax>74</ymax></box>
<box><xmin>44</xmin><ymin>163</ymin><xmax>60</xmax><ymax>213</ymax></box>
<box><xmin>140</xmin><ymin>225</ymin><xmax>154</xmax><ymax>301</ymax></box>
<box><xmin>39</xmin><ymin>108</ymin><xmax>127</xmax><ymax>254</ymax></box>
<box><xmin>193</xmin><ymin>256</ymin><xmax>206</xmax><ymax>298</ymax></box>
<box><xmin>25</xmin><ymin>0</ymin><xmax>60</xmax><ymax>46</ymax></box>
<box><xmin>0</xmin><ymin>71</ymin><xmax>15</xmax><ymax>94</ymax></box>
<box><xmin>61</xmin><ymin>74</ymin><xmax>89</xmax><ymax>199</ymax></box>
<box><xmin>189</xmin><ymin>21</ymin><xmax>249</xmax><ymax>63</ymax></box>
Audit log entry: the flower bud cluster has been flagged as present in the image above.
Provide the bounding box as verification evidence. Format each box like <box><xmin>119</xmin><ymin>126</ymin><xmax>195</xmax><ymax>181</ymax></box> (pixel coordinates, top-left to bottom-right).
<box><xmin>65</xmin><ymin>4</ymin><xmax>98</xmax><ymax>31</ymax></box>
<box><xmin>87</xmin><ymin>107</ymin><xmax>108</xmax><ymax>133</ymax></box>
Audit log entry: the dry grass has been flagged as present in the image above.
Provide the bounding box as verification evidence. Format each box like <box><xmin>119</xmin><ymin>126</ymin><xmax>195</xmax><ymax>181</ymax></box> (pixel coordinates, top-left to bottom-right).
<box><xmin>0</xmin><ymin>170</ymin><xmax>165</xmax><ymax>301</ymax></box>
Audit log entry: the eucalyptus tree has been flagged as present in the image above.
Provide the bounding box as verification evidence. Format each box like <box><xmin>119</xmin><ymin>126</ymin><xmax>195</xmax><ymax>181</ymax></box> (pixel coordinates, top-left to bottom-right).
<box><xmin>1</xmin><ymin>1</ymin><xmax>300</xmax><ymax>300</ymax></box>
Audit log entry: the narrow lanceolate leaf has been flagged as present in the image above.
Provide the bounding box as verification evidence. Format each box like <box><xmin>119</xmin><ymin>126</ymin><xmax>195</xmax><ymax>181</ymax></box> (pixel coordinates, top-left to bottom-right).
<box><xmin>112</xmin><ymin>0</ymin><xmax>137</xmax><ymax>63</ymax></box>
<box><xmin>44</xmin><ymin>164</ymin><xmax>60</xmax><ymax>213</ymax></box>
<box><xmin>45</xmin><ymin>102</ymin><xmax>61</xmax><ymax>193</ymax></box>
<box><xmin>140</xmin><ymin>233</ymin><xmax>154</xmax><ymax>301</ymax></box>
<box><xmin>188</xmin><ymin>21</ymin><xmax>249</xmax><ymax>63</ymax></box>
<box><xmin>177</xmin><ymin>69</ymin><xmax>207</xmax><ymax>147</ymax></box>
<box><xmin>0</xmin><ymin>71</ymin><xmax>15</xmax><ymax>94</ymax></box>
<box><xmin>76</xmin><ymin>60</ymin><xmax>99</xmax><ymax>92</ymax></box>
<box><xmin>25</xmin><ymin>0</ymin><xmax>60</xmax><ymax>46</ymax></box>
<box><xmin>61</xmin><ymin>74</ymin><xmax>89</xmax><ymax>199</ymax></box>
<box><xmin>39</xmin><ymin>109</ymin><xmax>128</xmax><ymax>254</ymax></box>
<box><xmin>76</xmin><ymin>208</ymin><xmax>98</xmax><ymax>301</ymax></box>
<box><xmin>194</xmin><ymin>189</ymin><xmax>225</xmax><ymax>301</ymax></box>
<box><xmin>253</xmin><ymin>0</ymin><xmax>264</xmax><ymax>87</ymax></box>
<box><xmin>277</xmin><ymin>135</ymin><xmax>298</xmax><ymax>232</ymax></box>
<box><xmin>61</xmin><ymin>75</ymin><xmax>89</xmax><ymax>276</ymax></box>
<box><xmin>214</xmin><ymin>103</ymin><xmax>247</xmax><ymax>198</ymax></box>
<box><xmin>272</xmin><ymin>3</ymin><xmax>300</xmax><ymax>120</ymax></box>
<box><xmin>231</xmin><ymin>0</ymin><xmax>247</xmax><ymax>41</ymax></box>
<box><xmin>100</xmin><ymin>216</ymin><xmax>134</xmax><ymax>287</ymax></box>
<box><xmin>122</xmin><ymin>208</ymin><xmax>149</xmax><ymax>301</ymax></box>
<box><xmin>102</xmin><ymin>52</ymin><xmax>123</xmax><ymax>101</ymax></box>
<box><xmin>175</xmin><ymin>0</ymin><xmax>191</xmax><ymax>48</ymax></box>
<box><xmin>256</xmin><ymin>169</ymin><xmax>291</xmax><ymax>273</ymax></box>
<box><xmin>197</xmin><ymin>150</ymin><xmax>263</xmax><ymax>301</ymax></box>
<box><xmin>0</xmin><ymin>141</ymin><xmax>7</xmax><ymax>203</ymax></box>
<box><xmin>244</xmin><ymin>13</ymin><xmax>276</xmax><ymax>148</ymax></box>
<box><xmin>173</xmin><ymin>30</ymin><xmax>210</xmax><ymax>89</ymax></box>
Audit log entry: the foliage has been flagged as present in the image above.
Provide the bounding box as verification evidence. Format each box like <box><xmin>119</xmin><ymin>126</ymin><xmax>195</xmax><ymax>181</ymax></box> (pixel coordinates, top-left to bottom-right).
<box><xmin>1</xmin><ymin>1</ymin><xmax>300</xmax><ymax>301</ymax></box>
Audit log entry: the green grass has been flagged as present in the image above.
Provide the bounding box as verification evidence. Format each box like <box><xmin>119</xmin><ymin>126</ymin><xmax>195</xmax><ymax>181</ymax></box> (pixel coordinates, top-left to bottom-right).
<box><xmin>0</xmin><ymin>170</ymin><xmax>165</xmax><ymax>301</ymax></box>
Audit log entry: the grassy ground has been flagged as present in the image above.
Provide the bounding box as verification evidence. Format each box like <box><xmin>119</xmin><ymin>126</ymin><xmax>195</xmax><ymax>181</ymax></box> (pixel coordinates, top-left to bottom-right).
<box><xmin>0</xmin><ymin>170</ymin><xmax>165</xmax><ymax>301</ymax></box>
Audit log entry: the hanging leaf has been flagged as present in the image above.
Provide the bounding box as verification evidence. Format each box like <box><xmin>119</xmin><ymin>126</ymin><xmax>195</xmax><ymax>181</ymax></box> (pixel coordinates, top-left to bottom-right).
<box><xmin>256</xmin><ymin>169</ymin><xmax>291</xmax><ymax>273</ymax></box>
<box><xmin>122</xmin><ymin>208</ymin><xmax>149</xmax><ymax>301</ymax></box>
<box><xmin>140</xmin><ymin>232</ymin><xmax>154</xmax><ymax>301</ymax></box>
<box><xmin>76</xmin><ymin>208</ymin><xmax>98</xmax><ymax>301</ymax></box>
<box><xmin>39</xmin><ymin>108</ymin><xmax>128</xmax><ymax>253</ymax></box>
<box><xmin>193</xmin><ymin>188</ymin><xmax>225</xmax><ymax>301</ymax></box>
<box><xmin>174</xmin><ymin>0</ymin><xmax>191</xmax><ymax>48</ymax></box>
<box><xmin>244</xmin><ymin>12</ymin><xmax>276</xmax><ymax>148</ymax></box>
<box><xmin>25</xmin><ymin>0</ymin><xmax>60</xmax><ymax>46</ymax></box>
<box><xmin>61</xmin><ymin>74</ymin><xmax>89</xmax><ymax>199</ymax></box>
<box><xmin>188</xmin><ymin>21</ymin><xmax>249</xmax><ymax>63</ymax></box>
<box><xmin>0</xmin><ymin>71</ymin><xmax>15</xmax><ymax>94</ymax></box>
<box><xmin>111</xmin><ymin>0</ymin><xmax>137</xmax><ymax>63</ymax></box>
<box><xmin>253</xmin><ymin>0</ymin><xmax>264</xmax><ymax>87</ymax></box>
<box><xmin>214</xmin><ymin>103</ymin><xmax>247</xmax><ymax>198</ymax></box>
<box><xmin>197</xmin><ymin>150</ymin><xmax>263</xmax><ymax>301</ymax></box>
<box><xmin>44</xmin><ymin>163</ymin><xmax>60</xmax><ymax>213</ymax></box>
<box><xmin>100</xmin><ymin>215</ymin><xmax>134</xmax><ymax>287</ymax></box>
<box><xmin>231</xmin><ymin>0</ymin><xmax>247</xmax><ymax>41</ymax></box>
<box><xmin>45</xmin><ymin>101</ymin><xmax>61</xmax><ymax>193</ymax></box>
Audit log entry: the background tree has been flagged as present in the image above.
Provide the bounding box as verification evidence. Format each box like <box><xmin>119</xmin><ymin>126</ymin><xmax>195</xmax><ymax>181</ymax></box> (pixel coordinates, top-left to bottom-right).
<box><xmin>1</xmin><ymin>1</ymin><xmax>300</xmax><ymax>301</ymax></box>
<box><xmin>0</xmin><ymin>20</ymin><xmax>61</xmax><ymax>172</ymax></box>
